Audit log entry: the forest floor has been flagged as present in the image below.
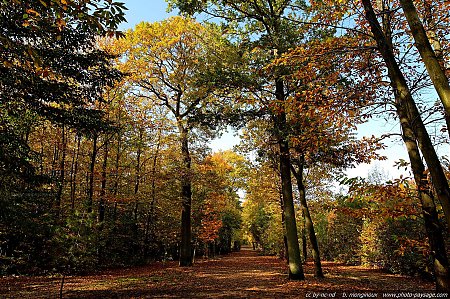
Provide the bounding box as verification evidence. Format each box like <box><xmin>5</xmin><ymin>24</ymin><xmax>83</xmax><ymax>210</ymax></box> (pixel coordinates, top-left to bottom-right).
<box><xmin>1</xmin><ymin>246</ymin><xmax>436</xmax><ymax>298</ymax></box>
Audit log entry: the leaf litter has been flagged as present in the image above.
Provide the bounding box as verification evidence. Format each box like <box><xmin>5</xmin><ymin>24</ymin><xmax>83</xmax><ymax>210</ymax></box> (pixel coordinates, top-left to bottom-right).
<box><xmin>0</xmin><ymin>246</ymin><xmax>434</xmax><ymax>298</ymax></box>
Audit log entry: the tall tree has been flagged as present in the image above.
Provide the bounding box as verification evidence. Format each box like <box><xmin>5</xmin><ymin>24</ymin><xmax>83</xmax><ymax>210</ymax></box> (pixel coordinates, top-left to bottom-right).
<box><xmin>359</xmin><ymin>0</ymin><xmax>450</xmax><ymax>290</ymax></box>
<box><xmin>113</xmin><ymin>16</ymin><xmax>224</xmax><ymax>266</ymax></box>
<box><xmin>275</xmin><ymin>31</ymin><xmax>389</xmax><ymax>277</ymax></box>
<box><xmin>0</xmin><ymin>0</ymin><xmax>126</xmax><ymax>274</ymax></box>
<box><xmin>291</xmin><ymin>157</ymin><xmax>323</xmax><ymax>277</ymax></box>
<box><xmin>398</xmin><ymin>0</ymin><xmax>450</xmax><ymax>131</ymax></box>
<box><xmin>308</xmin><ymin>0</ymin><xmax>450</xmax><ymax>232</ymax></box>
<box><xmin>171</xmin><ymin>0</ymin><xmax>310</xmax><ymax>279</ymax></box>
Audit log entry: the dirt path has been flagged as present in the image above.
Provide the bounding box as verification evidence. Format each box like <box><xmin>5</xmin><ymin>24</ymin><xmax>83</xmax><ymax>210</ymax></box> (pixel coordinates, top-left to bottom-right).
<box><xmin>1</xmin><ymin>246</ymin><xmax>435</xmax><ymax>298</ymax></box>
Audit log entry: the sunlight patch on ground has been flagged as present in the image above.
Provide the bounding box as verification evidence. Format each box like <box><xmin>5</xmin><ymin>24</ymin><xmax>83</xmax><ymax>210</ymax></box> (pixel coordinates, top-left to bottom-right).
<box><xmin>195</xmin><ymin>270</ymin><xmax>281</xmax><ymax>279</ymax></box>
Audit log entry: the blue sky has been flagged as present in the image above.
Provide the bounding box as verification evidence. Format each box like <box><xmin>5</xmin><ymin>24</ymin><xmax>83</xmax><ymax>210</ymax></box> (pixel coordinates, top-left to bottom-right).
<box><xmin>118</xmin><ymin>0</ymin><xmax>176</xmax><ymax>30</ymax></box>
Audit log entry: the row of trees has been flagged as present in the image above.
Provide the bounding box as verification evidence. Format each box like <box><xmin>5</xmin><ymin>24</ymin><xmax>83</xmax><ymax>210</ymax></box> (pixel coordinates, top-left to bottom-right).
<box><xmin>242</xmin><ymin>164</ymin><xmax>439</xmax><ymax>277</ymax></box>
<box><xmin>1</xmin><ymin>1</ymin><xmax>244</xmax><ymax>274</ymax></box>
<box><xmin>167</xmin><ymin>0</ymin><xmax>450</xmax><ymax>291</ymax></box>
<box><xmin>2</xmin><ymin>108</ymin><xmax>245</xmax><ymax>272</ymax></box>
<box><xmin>2</xmin><ymin>0</ymin><xmax>450</xmax><ymax>292</ymax></box>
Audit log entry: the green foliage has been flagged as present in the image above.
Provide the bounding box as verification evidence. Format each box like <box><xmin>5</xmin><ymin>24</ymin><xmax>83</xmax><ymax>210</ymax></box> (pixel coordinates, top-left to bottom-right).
<box><xmin>0</xmin><ymin>191</ymin><xmax>55</xmax><ymax>274</ymax></box>
<box><xmin>0</xmin><ymin>0</ymin><xmax>127</xmax><ymax>274</ymax></box>
<box><xmin>53</xmin><ymin>212</ymin><xmax>100</xmax><ymax>273</ymax></box>
<box><xmin>0</xmin><ymin>0</ymin><xmax>123</xmax><ymax>193</ymax></box>
<box><xmin>244</xmin><ymin>204</ymin><xmax>284</xmax><ymax>256</ymax></box>
<box><xmin>315</xmin><ymin>206</ymin><xmax>363</xmax><ymax>265</ymax></box>
<box><xmin>360</xmin><ymin>218</ymin><xmax>431</xmax><ymax>276</ymax></box>
<box><xmin>241</xmin><ymin>162</ymin><xmax>286</xmax><ymax>257</ymax></box>
<box><xmin>247</xmin><ymin>206</ymin><xmax>271</xmax><ymax>245</ymax></box>
<box><xmin>217</xmin><ymin>209</ymin><xmax>242</xmax><ymax>254</ymax></box>
<box><xmin>314</xmin><ymin>180</ymin><xmax>433</xmax><ymax>277</ymax></box>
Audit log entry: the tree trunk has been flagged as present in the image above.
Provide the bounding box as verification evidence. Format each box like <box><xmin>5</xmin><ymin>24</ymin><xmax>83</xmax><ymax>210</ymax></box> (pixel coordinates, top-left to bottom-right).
<box><xmin>179</xmin><ymin>127</ymin><xmax>193</xmax><ymax>267</ymax></box>
<box><xmin>70</xmin><ymin>135</ymin><xmax>81</xmax><ymax>212</ymax></box>
<box><xmin>55</xmin><ymin>125</ymin><xmax>67</xmax><ymax>218</ymax></box>
<box><xmin>363</xmin><ymin>0</ymin><xmax>450</xmax><ymax>290</ymax></box>
<box><xmin>292</xmin><ymin>157</ymin><xmax>324</xmax><ymax>278</ymax></box>
<box><xmin>134</xmin><ymin>128</ymin><xmax>143</xmax><ymax>196</ymax></box>
<box><xmin>50</xmin><ymin>142</ymin><xmax>59</xmax><ymax>180</ymax></box>
<box><xmin>274</xmin><ymin>78</ymin><xmax>304</xmax><ymax>280</ymax></box>
<box><xmin>144</xmin><ymin>130</ymin><xmax>162</xmax><ymax>257</ymax></box>
<box><xmin>362</xmin><ymin>0</ymin><xmax>450</xmax><ymax>229</ymax></box>
<box><xmin>132</xmin><ymin>128</ymin><xmax>143</xmax><ymax>243</ymax></box>
<box><xmin>98</xmin><ymin>139</ymin><xmax>108</xmax><ymax>223</ymax></box>
<box><xmin>423</xmin><ymin>0</ymin><xmax>444</xmax><ymax>67</ymax></box>
<box><xmin>39</xmin><ymin>127</ymin><xmax>45</xmax><ymax>176</ymax></box>
<box><xmin>87</xmin><ymin>133</ymin><xmax>98</xmax><ymax>213</ymax></box>
<box><xmin>421</xmin><ymin>0</ymin><xmax>450</xmax><ymax>132</ymax></box>
<box><xmin>301</xmin><ymin>211</ymin><xmax>307</xmax><ymax>263</ymax></box>
<box><xmin>398</xmin><ymin>100</ymin><xmax>450</xmax><ymax>292</ymax></box>
<box><xmin>279</xmin><ymin>189</ymin><xmax>289</xmax><ymax>263</ymax></box>
<box><xmin>97</xmin><ymin>138</ymin><xmax>109</xmax><ymax>265</ymax></box>
<box><xmin>113</xmin><ymin>134</ymin><xmax>121</xmax><ymax>197</ymax></box>
<box><xmin>399</xmin><ymin>0</ymin><xmax>450</xmax><ymax>135</ymax></box>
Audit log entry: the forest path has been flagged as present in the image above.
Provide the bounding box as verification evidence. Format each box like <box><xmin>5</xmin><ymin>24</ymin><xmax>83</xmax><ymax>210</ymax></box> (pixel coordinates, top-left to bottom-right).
<box><xmin>1</xmin><ymin>246</ymin><xmax>434</xmax><ymax>298</ymax></box>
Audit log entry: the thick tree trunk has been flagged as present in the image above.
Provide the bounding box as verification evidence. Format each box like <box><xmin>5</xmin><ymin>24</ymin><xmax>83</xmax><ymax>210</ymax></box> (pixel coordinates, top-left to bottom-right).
<box><xmin>274</xmin><ymin>78</ymin><xmax>304</xmax><ymax>280</ymax></box>
<box><xmin>363</xmin><ymin>0</ymin><xmax>450</xmax><ymax>290</ymax></box>
<box><xmin>399</xmin><ymin>0</ymin><xmax>450</xmax><ymax>133</ymax></box>
<box><xmin>420</xmin><ymin>193</ymin><xmax>450</xmax><ymax>292</ymax></box>
<box><xmin>179</xmin><ymin>127</ymin><xmax>193</xmax><ymax>267</ymax></box>
<box><xmin>362</xmin><ymin>0</ymin><xmax>450</xmax><ymax>228</ymax></box>
<box><xmin>109</xmin><ymin>132</ymin><xmax>121</xmax><ymax>241</ymax></box>
<box><xmin>292</xmin><ymin>158</ymin><xmax>324</xmax><ymax>278</ymax></box>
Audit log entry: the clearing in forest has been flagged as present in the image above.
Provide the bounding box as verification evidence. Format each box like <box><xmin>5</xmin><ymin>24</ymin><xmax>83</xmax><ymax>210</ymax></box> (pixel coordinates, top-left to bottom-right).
<box><xmin>0</xmin><ymin>246</ymin><xmax>434</xmax><ymax>298</ymax></box>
